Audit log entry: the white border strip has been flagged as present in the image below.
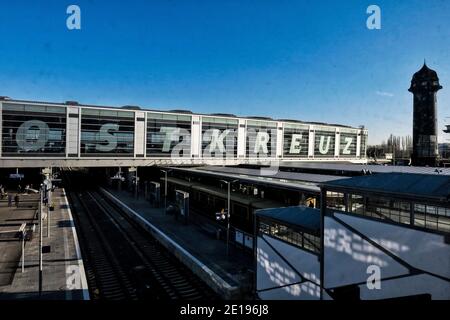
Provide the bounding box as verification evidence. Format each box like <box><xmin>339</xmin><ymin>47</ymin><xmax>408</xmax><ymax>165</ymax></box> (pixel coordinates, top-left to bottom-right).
<box><xmin>100</xmin><ymin>187</ymin><xmax>237</xmax><ymax>295</ymax></box>
<box><xmin>62</xmin><ymin>188</ymin><xmax>90</xmax><ymax>300</ymax></box>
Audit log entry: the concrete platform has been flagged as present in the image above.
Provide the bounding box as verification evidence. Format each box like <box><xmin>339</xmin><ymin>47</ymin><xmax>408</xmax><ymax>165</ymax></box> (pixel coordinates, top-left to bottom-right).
<box><xmin>0</xmin><ymin>188</ymin><xmax>89</xmax><ymax>300</ymax></box>
<box><xmin>0</xmin><ymin>192</ymin><xmax>39</xmax><ymax>286</ymax></box>
<box><xmin>100</xmin><ymin>187</ymin><xmax>254</xmax><ymax>299</ymax></box>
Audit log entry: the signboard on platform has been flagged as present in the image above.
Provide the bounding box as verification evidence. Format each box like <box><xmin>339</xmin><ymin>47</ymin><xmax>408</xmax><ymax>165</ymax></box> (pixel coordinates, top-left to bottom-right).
<box><xmin>9</xmin><ymin>173</ymin><xmax>24</xmax><ymax>179</ymax></box>
<box><xmin>244</xmin><ymin>235</ymin><xmax>253</xmax><ymax>249</ymax></box>
<box><xmin>175</xmin><ymin>190</ymin><xmax>189</xmax><ymax>223</ymax></box>
<box><xmin>235</xmin><ymin>230</ymin><xmax>244</xmax><ymax>244</ymax></box>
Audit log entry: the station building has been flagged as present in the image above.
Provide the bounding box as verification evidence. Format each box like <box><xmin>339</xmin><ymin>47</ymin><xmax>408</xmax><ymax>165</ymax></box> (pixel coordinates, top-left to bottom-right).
<box><xmin>2</xmin><ymin>96</ymin><xmax>448</xmax><ymax>300</ymax></box>
<box><xmin>0</xmin><ymin>96</ymin><xmax>368</xmax><ymax>168</ymax></box>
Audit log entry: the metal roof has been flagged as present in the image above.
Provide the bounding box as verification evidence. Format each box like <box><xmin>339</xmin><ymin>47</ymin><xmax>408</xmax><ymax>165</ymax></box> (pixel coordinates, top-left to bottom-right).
<box><xmin>278</xmin><ymin>161</ymin><xmax>450</xmax><ymax>175</ymax></box>
<box><xmin>256</xmin><ymin>206</ymin><xmax>321</xmax><ymax>234</ymax></box>
<box><xmin>167</xmin><ymin>109</ymin><xmax>193</xmax><ymax>114</ymax></box>
<box><xmin>322</xmin><ymin>173</ymin><xmax>450</xmax><ymax>202</ymax></box>
<box><xmin>163</xmin><ymin>176</ymin><xmax>284</xmax><ymax>208</ymax></box>
<box><xmin>197</xmin><ymin>166</ymin><xmax>348</xmax><ymax>183</ymax></box>
<box><xmin>209</xmin><ymin>113</ymin><xmax>237</xmax><ymax>118</ymax></box>
<box><xmin>166</xmin><ymin>166</ymin><xmax>325</xmax><ymax>193</ymax></box>
<box><xmin>246</xmin><ymin>116</ymin><xmax>274</xmax><ymax>121</ymax></box>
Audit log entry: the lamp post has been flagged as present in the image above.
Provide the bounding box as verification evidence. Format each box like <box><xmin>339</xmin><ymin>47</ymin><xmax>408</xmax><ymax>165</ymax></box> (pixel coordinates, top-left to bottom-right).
<box><xmin>47</xmin><ymin>200</ymin><xmax>50</xmax><ymax>238</ymax></box>
<box><xmin>118</xmin><ymin>167</ymin><xmax>122</xmax><ymax>191</ymax></box>
<box><xmin>135</xmin><ymin>166</ymin><xmax>139</xmax><ymax>199</ymax></box>
<box><xmin>220</xmin><ymin>179</ymin><xmax>238</xmax><ymax>257</ymax></box>
<box><xmin>39</xmin><ymin>184</ymin><xmax>43</xmax><ymax>296</ymax></box>
<box><xmin>21</xmin><ymin>227</ymin><xmax>25</xmax><ymax>273</ymax></box>
<box><xmin>161</xmin><ymin>169</ymin><xmax>172</xmax><ymax>214</ymax></box>
<box><xmin>43</xmin><ymin>175</ymin><xmax>52</xmax><ymax>238</ymax></box>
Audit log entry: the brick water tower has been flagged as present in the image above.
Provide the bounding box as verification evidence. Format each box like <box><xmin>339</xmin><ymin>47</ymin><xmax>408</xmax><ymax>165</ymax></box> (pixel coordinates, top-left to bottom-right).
<box><xmin>408</xmin><ymin>62</ymin><xmax>442</xmax><ymax>166</ymax></box>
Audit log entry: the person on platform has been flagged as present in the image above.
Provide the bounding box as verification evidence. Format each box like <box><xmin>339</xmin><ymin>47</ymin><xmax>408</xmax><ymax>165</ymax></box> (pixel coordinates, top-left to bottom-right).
<box><xmin>14</xmin><ymin>194</ymin><xmax>20</xmax><ymax>208</ymax></box>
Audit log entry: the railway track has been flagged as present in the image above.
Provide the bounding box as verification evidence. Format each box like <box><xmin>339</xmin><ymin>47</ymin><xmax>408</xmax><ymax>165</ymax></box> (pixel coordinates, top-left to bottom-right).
<box><xmin>63</xmin><ymin>169</ymin><xmax>218</xmax><ymax>300</ymax></box>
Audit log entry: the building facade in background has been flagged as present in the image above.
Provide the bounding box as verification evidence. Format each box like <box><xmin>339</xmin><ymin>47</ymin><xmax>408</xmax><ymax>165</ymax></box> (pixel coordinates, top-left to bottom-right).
<box><xmin>0</xmin><ymin>97</ymin><xmax>368</xmax><ymax>167</ymax></box>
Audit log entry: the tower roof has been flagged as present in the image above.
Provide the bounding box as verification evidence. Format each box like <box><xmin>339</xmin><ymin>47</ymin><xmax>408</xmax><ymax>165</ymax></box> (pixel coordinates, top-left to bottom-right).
<box><xmin>409</xmin><ymin>62</ymin><xmax>442</xmax><ymax>92</ymax></box>
<box><xmin>412</xmin><ymin>62</ymin><xmax>439</xmax><ymax>82</ymax></box>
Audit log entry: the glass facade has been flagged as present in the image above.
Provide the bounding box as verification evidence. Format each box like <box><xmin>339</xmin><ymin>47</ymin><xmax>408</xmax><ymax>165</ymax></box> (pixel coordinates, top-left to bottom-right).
<box><xmin>80</xmin><ymin>108</ymin><xmax>134</xmax><ymax>157</ymax></box>
<box><xmin>414</xmin><ymin>204</ymin><xmax>450</xmax><ymax>233</ymax></box>
<box><xmin>314</xmin><ymin>127</ymin><xmax>335</xmax><ymax>158</ymax></box>
<box><xmin>326</xmin><ymin>191</ymin><xmax>345</xmax><ymax>211</ymax></box>
<box><xmin>283</xmin><ymin>123</ymin><xmax>309</xmax><ymax>158</ymax></box>
<box><xmin>259</xmin><ymin>221</ymin><xmax>320</xmax><ymax>254</ymax></box>
<box><xmin>349</xmin><ymin>194</ymin><xmax>364</xmax><ymax>214</ymax></box>
<box><xmin>335</xmin><ymin>192</ymin><xmax>450</xmax><ymax>234</ymax></box>
<box><xmin>146</xmin><ymin>113</ymin><xmax>191</xmax><ymax>157</ymax></box>
<box><xmin>246</xmin><ymin>120</ymin><xmax>277</xmax><ymax>158</ymax></box>
<box><xmin>1</xmin><ymin>103</ymin><xmax>66</xmax><ymax>157</ymax></box>
<box><xmin>201</xmin><ymin>117</ymin><xmax>238</xmax><ymax>158</ymax></box>
<box><xmin>365</xmin><ymin>197</ymin><xmax>411</xmax><ymax>224</ymax></box>
<box><xmin>0</xmin><ymin>103</ymin><xmax>366</xmax><ymax>160</ymax></box>
<box><xmin>340</xmin><ymin>132</ymin><xmax>357</xmax><ymax>157</ymax></box>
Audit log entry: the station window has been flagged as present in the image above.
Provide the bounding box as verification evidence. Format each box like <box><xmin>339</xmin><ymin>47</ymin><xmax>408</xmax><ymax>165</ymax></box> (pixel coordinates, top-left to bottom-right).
<box><xmin>364</xmin><ymin>197</ymin><xmax>410</xmax><ymax>225</ymax></box>
<box><xmin>201</xmin><ymin>117</ymin><xmax>238</xmax><ymax>158</ymax></box>
<box><xmin>339</xmin><ymin>132</ymin><xmax>357</xmax><ymax>157</ymax></box>
<box><xmin>146</xmin><ymin>113</ymin><xmax>191</xmax><ymax>158</ymax></box>
<box><xmin>303</xmin><ymin>233</ymin><xmax>320</xmax><ymax>253</ymax></box>
<box><xmin>314</xmin><ymin>128</ymin><xmax>335</xmax><ymax>158</ymax></box>
<box><xmin>345</xmin><ymin>194</ymin><xmax>450</xmax><ymax>233</ymax></box>
<box><xmin>414</xmin><ymin>204</ymin><xmax>450</xmax><ymax>233</ymax></box>
<box><xmin>326</xmin><ymin>191</ymin><xmax>345</xmax><ymax>211</ymax></box>
<box><xmin>1</xmin><ymin>103</ymin><xmax>67</xmax><ymax>157</ymax></box>
<box><xmin>80</xmin><ymin>108</ymin><xmax>134</xmax><ymax>157</ymax></box>
<box><xmin>283</xmin><ymin>123</ymin><xmax>309</xmax><ymax>158</ymax></box>
<box><xmin>259</xmin><ymin>222</ymin><xmax>270</xmax><ymax>235</ymax></box>
<box><xmin>246</xmin><ymin>120</ymin><xmax>277</xmax><ymax>158</ymax></box>
<box><xmin>349</xmin><ymin>194</ymin><xmax>364</xmax><ymax>214</ymax></box>
<box><xmin>258</xmin><ymin>221</ymin><xmax>320</xmax><ymax>254</ymax></box>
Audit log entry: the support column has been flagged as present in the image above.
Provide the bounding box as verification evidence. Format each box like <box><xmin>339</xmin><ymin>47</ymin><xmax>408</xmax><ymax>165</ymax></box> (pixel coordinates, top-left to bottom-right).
<box><xmin>344</xmin><ymin>193</ymin><xmax>349</xmax><ymax>212</ymax></box>
<box><xmin>319</xmin><ymin>188</ymin><xmax>327</xmax><ymax>300</ymax></box>
<box><xmin>118</xmin><ymin>167</ymin><xmax>122</xmax><ymax>191</ymax></box>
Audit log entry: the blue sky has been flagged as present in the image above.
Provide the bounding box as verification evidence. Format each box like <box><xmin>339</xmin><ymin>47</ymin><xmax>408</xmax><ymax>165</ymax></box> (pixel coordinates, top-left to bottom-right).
<box><xmin>0</xmin><ymin>0</ymin><xmax>449</xmax><ymax>144</ymax></box>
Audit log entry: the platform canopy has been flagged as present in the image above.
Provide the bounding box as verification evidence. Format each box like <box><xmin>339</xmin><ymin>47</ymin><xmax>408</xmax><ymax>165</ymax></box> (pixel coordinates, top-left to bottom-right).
<box><xmin>256</xmin><ymin>206</ymin><xmax>321</xmax><ymax>234</ymax></box>
<box><xmin>197</xmin><ymin>166</ymin><xmax>348</xmax><ymax>183</ymax></box>
<box><xmin>278</xmin><ymin>162</ymin><xmax>450</xmax><ymax>175</ymax></box>
<box><xmin>322</xmin><ymin>172</ymin><xmax>450</xmax><ymax>203</ymax></box>
<box><xmin>166</xmin><ymin>166</ymin><xmax>323</xmax><ymax>193</ymax></box>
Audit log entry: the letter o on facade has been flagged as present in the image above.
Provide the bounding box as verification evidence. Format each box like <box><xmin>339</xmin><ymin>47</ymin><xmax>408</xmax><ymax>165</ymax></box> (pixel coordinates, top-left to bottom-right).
<box><xmin>16</xmin><ymin>120</ymin><xmax>50</xmax><ymax>151</ymax></box>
